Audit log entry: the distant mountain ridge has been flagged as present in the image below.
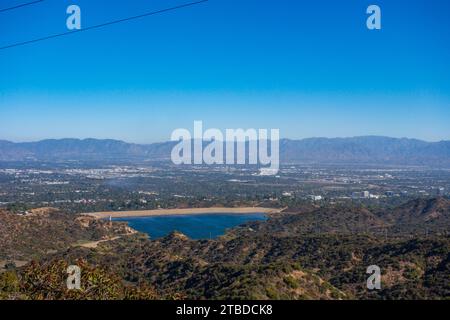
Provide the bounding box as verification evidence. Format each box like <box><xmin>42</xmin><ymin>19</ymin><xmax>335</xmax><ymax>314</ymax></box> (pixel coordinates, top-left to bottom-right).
<box><xmin>0</xmin><ymin>136</ymin><xmax>449</xmax><ymax>166</ymax></box>
<box><xmin>280</xmin><ymin>136</ymin><xmax>450</xmax><ymax>166</ymax></box>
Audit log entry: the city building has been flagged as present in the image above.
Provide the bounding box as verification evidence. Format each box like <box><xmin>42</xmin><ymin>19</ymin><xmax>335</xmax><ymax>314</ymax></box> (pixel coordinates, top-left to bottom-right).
<box><xmin>352</xmin><ymin>191</ymin><xmax>370</xmax><ymax>199</ymax></box>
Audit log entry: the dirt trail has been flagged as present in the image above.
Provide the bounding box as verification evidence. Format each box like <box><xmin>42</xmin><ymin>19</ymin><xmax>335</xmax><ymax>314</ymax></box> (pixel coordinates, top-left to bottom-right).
<box><xmin>77</xmin><ymin>236</ymin><xmax>121</xmax><ymax>248</ymax></box>
<box><xmin>75</xmin><ymin>230</ymin><xmax>137</xmax><ymax>249</ymax></box>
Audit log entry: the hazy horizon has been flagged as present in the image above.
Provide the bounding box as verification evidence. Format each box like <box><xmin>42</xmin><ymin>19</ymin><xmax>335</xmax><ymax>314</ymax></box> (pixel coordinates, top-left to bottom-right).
<box><xmin>2</xmin><ymin>134</ymin><xmax>450</xmax><ymax>145</ymax></box>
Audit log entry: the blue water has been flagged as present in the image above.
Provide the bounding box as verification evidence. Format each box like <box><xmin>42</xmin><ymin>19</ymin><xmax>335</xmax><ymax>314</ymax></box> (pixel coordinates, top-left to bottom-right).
<box><xmin>112</xmin><ymin>213</ymin><xmax>267</xmax><ymax>239</ymax></box>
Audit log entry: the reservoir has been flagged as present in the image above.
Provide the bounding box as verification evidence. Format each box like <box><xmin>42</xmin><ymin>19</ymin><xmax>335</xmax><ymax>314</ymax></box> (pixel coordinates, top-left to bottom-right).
<box><xmin>112</xmin><ymin>213</ymin><xmax>267</xmax><ymax>239</ymax></box>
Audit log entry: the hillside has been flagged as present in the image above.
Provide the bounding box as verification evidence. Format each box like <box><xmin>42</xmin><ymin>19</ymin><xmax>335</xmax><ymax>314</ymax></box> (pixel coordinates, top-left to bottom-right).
<box><xmin>0</xmin><ymin>259</ymin><xmax>160</xmax><ymax>300</ymax></box>
<box><xmin>380</xmin><ymin>197</ymin><xmax>450</xmax><ymax>234</ymax></box>
<box><xmin>245</xmin><ymin>197</ymin><xmax>450</xmax><ymax>237</ymax></box>
<box><xmin>0</xmin><ymin>208</ymin><xmax>133</xmax><ymax>262</ymax></box>
<box><xmin>0</xmin><ymin>198</ymin><xmax>448</xmax><ymax>300</ymax></box>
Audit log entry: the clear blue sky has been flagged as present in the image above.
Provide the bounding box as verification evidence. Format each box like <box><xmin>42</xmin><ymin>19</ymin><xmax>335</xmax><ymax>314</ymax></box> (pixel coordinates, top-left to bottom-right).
<box><xmin>1</xmin><ymin>0</ymin><xmax>449</xmax><ymax>143</ymax></box>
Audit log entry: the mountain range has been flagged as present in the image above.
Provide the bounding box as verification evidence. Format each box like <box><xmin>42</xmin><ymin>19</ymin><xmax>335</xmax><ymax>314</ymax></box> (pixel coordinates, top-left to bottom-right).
<box><xmin>0</xmin><ymin>136</ymin><xmax>449</xmax><ymax>166</ymax></box>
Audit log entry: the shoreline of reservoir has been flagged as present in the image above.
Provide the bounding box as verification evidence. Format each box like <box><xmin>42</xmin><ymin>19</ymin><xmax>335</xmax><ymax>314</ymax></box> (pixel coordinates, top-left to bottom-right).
<box><xmin>83</xmin><ymin>207</ymin><xmax>280</xmax><ymax>219</ymax></box>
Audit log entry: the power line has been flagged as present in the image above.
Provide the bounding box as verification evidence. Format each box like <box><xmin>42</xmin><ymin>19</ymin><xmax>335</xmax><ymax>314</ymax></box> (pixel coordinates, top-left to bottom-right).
<box><xmin>0</xmin><ymin>0</ymin><xmax>44</xmax><ymax>14</ymax></box>
<box><xmin>0</xmin><ymin>0</ymin><xmax>208</xmax><ymax>51</ymax></box>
